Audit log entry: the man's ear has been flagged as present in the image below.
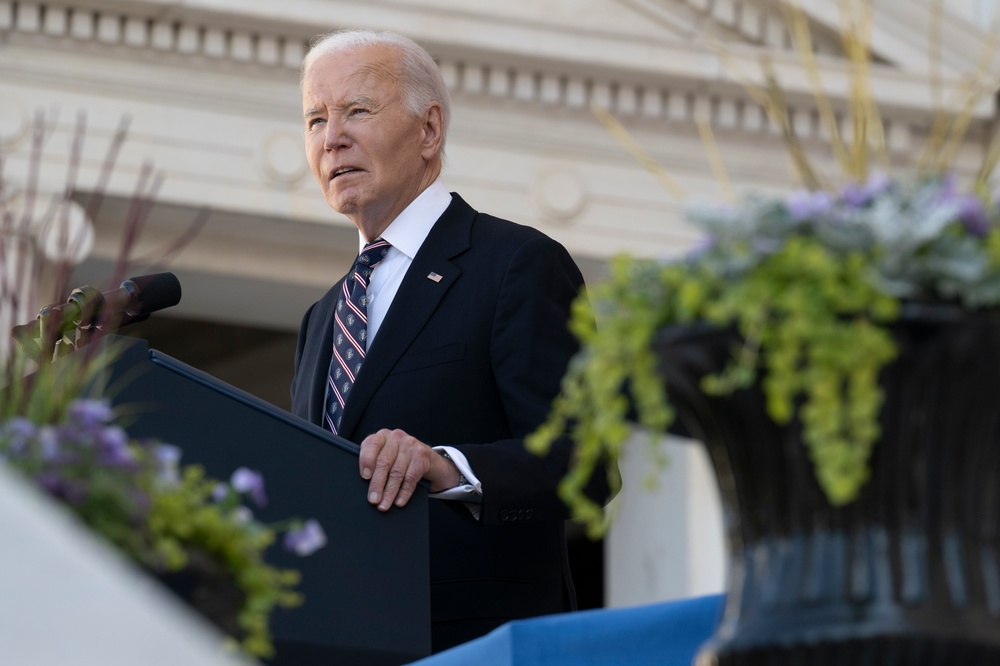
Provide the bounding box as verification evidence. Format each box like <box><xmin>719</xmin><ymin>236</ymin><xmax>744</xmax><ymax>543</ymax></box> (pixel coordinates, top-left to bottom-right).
<box><xmin>420</xmin><ymin>103</ymin><xmax>444</xmax><ymax>159</ymax></box>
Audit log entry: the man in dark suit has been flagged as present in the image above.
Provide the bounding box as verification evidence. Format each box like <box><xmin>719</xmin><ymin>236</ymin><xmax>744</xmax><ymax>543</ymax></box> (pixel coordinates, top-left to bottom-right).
<box><xmin>291</xmin><ymin>29</ymin><xmax>607</xmax><ymax>652</ymax></box>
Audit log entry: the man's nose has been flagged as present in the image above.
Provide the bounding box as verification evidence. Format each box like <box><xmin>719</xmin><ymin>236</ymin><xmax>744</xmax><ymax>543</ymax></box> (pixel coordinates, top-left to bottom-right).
<box><xmin>323</xmin><ymin>120</ymin><xmax>349</xmax><ymax>151</ymax></box>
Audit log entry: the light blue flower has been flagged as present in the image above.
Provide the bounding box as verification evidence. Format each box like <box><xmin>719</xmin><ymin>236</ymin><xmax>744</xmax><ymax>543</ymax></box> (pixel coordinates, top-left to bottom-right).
<box><xmin>38</xmin><ymin>426</ymin><xmax>60</xmax><ymax>462</ymax></box>
<box><xmin>231</xmin><ymin>506</ymin><xmax>254</xmax><ymax>524</ymax></box>
<box><xmin>212</xmin><ymin>482</ymin><xmax>230</xmax><ymax>502</ymax></box>
<box><xmin>786</xmin><ymin>189</ymin><xmax>834</xmax><ymax>221</ymax></box>
<box><xmin>154</xmin><ymin>444</ymin><xmax>182</xmax><ymax>484</ymax></box>
<box><xmin>231</xmin><ymin>467</ymin><xmax>268</xmax><ymax>507</ymax></box>
<box><xmin>284</xmin><ymin>519</ymin><xmax>327</xmax><ymax>556</ymax></box>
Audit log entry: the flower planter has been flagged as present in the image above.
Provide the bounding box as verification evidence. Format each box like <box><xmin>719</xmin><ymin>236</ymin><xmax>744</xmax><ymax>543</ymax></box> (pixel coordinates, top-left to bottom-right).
<box><xmin>654</xmin><ymin>304</ymin><xmax>1000</xmax><ymax>664</ymax></box>
<box><xmin>155</xmin><ymin>549</ymin><xmax>246</xmax><ymax>640</ymax></box>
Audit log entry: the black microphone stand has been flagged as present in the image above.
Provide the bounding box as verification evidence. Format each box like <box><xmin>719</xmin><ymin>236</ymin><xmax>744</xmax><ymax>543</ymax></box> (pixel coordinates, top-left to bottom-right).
<box><xmin>12</xmin><ymin>272</ymin><xmax>180</xmax><ymax>365</ymax></box>
<box><xmin>12</xmin><ymin>285</ymin><xmax>113</xmax><ymax>364</ymax></box>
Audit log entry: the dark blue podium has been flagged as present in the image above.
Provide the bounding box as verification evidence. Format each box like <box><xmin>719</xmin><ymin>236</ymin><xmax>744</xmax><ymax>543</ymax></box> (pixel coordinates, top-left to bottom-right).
<box><xmin>91</xmin><ymin>335</ymin><xmax>432</xmax><ymax>665</ymax></box>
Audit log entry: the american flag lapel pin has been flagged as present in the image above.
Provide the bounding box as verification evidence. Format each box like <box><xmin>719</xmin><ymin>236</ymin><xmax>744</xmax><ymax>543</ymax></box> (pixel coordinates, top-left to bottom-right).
<box><xmin>427</xmin><ymin>271</ymin><xmax>443</xmax><ymax>283</ymax></box>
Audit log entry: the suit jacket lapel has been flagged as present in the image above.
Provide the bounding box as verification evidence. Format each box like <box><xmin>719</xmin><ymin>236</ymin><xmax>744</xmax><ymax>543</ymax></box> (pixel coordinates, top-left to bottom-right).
<box><xmin>338</xmin><ymin>194</ymin><xmax>474</xmax><ymax>439</ymax></box>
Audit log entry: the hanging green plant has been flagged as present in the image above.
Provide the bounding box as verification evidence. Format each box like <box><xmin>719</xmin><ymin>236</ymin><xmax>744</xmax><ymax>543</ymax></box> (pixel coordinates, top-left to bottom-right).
<box><xmin>530</xmin><ymin>173</ymin><xmax>1000</xmax><ymax>535</ymax></box>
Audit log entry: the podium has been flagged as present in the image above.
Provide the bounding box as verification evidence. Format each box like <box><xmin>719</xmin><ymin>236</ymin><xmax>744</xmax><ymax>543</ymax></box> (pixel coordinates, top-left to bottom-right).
<box><xmin>91</xmin><ymin>336</ymin><xmax>431</xmax><ymax>665</ymax></box>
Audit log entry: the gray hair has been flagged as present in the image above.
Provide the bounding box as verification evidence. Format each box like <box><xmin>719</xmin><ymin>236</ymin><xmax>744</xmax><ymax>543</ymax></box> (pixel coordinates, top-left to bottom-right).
<box><xmin>301</xmin><ymin>30</ymin><xmax>451</xmax><ymax>148</ymax></box>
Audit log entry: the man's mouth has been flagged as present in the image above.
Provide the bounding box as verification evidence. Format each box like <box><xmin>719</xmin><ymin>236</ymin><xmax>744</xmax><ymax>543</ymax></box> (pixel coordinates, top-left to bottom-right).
<box><xmin>332</xmin><ymin>167</ymin><xmax>360</xmax><ymax>179</ymax></box>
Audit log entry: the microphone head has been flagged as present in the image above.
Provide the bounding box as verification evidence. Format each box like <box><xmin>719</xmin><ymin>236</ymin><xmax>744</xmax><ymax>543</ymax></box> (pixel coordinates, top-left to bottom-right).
<box><xmin>126</xmin><ymin>272</ymin><xmax>182</xmax><ymax>316</ymax></box>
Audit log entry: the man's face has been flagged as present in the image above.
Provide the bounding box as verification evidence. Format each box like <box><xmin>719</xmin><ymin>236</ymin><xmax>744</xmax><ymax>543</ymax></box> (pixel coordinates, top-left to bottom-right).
<box><xmin>301</xmin><ymin>45</ymin><xmax>436</xmax><ymax>239</ymax></box>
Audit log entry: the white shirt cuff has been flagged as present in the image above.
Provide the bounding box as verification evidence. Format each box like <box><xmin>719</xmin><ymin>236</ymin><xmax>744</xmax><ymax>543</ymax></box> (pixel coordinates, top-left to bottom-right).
<box><xmin>429</xmin><ymin>446</ymin><xmax>483</xmax><ymax>519</ymax></box>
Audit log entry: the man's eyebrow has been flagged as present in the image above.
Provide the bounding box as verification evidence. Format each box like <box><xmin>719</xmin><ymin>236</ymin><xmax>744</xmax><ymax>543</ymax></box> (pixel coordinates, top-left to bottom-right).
<box><xmin>346</xmin><ymin>96</ymin><xmax>376</xmax><ymax>108</ymax></box>
<box><xmin>303</xmin><ymin>96</ymin><xmax>376</xmax><ymax>119</ymax></box>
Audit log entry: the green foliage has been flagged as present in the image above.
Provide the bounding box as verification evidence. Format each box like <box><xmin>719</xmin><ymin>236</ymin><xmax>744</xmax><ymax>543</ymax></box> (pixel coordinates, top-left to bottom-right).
<box><xmin>0</xmin><ymin>385</ymin><xmax>312</xmax><ymax>660</ymax></box>
<box><xmin>0</xmin><ymin>345</ymin><xmax>113</xmax><ymax>426</ymax></box>
<box><xmin>149</xmin><ymin>466</ymin><xmax>302</xmax><ymax>658</ymax></box>
<box><xmin>530</xmin><ymin>174</ymin><xmax>1000</xmax><ymax>535</ymax></box>
<box><xmin>2</xmin><ymin>105</ymin><xmax>277</xmax><ymax>654</ymax></box>
<box><xmin>529</xmin><ymin>258</ymin><xmax>674</xmax><ymax>537</ymax></box>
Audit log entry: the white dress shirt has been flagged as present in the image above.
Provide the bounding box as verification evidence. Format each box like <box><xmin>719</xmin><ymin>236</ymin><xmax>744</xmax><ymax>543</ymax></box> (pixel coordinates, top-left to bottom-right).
<box><xmin>357</xmin><ymin>180</ymin><xmax>483</xmax><ymax>513</ymax></box>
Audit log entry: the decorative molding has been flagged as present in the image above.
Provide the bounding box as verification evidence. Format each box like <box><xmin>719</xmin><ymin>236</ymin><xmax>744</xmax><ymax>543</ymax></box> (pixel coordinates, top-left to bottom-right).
<box><xmin>0</xmin><ymin>1</ymin><xmax>310</xmax><ymax>68</ymax></box>
<box><xmin>258</xmin><ymin>131</ymin><xmax>309</xmax><ymax>188</ymax></box>
<box><xmin>1</xmin><ymin>187</ymin><xmax>95</xmax><ymax>263</ymax></box>
<box><xmin>443</xmin><ymin>58</ymin><xmax>914</xmax><ymax>153</ymax></box>
<box><xmin>720</xmin><ymin>0</ymin><xmax>843</xmax><ymax>55</ymax></box>
<box><xmin>532</xmin><ymin>167</ymin><xmax>588</xmax><ymax>223</ymax></box>
<box><xmin>0</xmin><ymin>1</ymin><xmax>939</xmax><ymax>154</ymax></box>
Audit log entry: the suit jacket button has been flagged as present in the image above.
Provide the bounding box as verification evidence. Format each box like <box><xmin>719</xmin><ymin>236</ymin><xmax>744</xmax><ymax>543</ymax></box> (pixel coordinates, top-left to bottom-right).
<box><xmin>517</xmin><ymin>509</ymin><xmax>526</xmax><ymax>521</ymax></box>
<box><xmin>525</xmin><ymin>509</ymin><xmax>533</xmax><ymax>520</ymax></box>
<box><xmin>500</xmin><ymin>509</ymin><xmax>509</xmax><ymax>522</ymax></box>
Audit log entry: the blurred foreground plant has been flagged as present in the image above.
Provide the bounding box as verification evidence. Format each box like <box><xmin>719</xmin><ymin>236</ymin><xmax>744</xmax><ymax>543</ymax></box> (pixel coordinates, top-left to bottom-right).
<box><xmin>529</xmin><ymin>0</ymin><xmax>1000</xmax><ymax>536</ymax></box>
<box><xmin>0</xmin><ymin>112</ymin><xmax>322</xmax><ymax>658</ymax></box>
<box><xmin>0</xmin><ymin>398</ymin><xmax>327</xmax><ymax>657</ymax></box>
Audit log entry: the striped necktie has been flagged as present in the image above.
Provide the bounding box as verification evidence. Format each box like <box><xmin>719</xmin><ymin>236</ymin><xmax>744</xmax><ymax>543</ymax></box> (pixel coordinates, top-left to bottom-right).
<box><xmin>324</xmin><ymin>239</ymin><xmax>391</xmax><ymax>434</ymax></box>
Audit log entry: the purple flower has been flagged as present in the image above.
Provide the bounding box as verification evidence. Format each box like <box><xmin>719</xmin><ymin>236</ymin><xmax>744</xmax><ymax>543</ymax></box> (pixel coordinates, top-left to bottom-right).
<box><xmin>93</xmin><ymin>425</ymin><xmax>136</xmax><ymax>468</ymax></box>
<box><xmin>37</xmin><ymin>426</ymin><xmax>60</xmax><ymax>462</ymax></box>
<box><xmin>35</xmin><ymin>470</ymin><xmax>64</xmax><ymax>495</ymax></box>
<box><xmin>68</xmin><ymin>399</ymin><xmax>115</xmax><ymax>430</ymax></box>
<box><xmin>101</xmin><ymin>442</ymin><xmax>136</xmax><ymax>468</ymax></box>
<box><xmin>211</xmin><ymin>482</ymin><xmax>230</xmax><ymax>503</ymax></box>
<box><xmin>685</xmin><ymin>234</ymin><xmax>717</xmax><ymax>260</ymax></box>
<box><xmin>230</xmin><ymin>467</ymin><xmax>267</xmax><ymax>507</ymax></box>
<box><xmin>60</xmin><ymin>479</ymin><xmax>88</xmax><ymax>506</ymax></box>
<box><xmin>840</xmin><ymin>172</ymin><xmax>891</xmax><ymax>208</ymax></box>
<box><xmin>35</xmin><ymin>471</ymin><xmax>86</xmax><ymax>506</ymax></box>
<box><xmin>955</xmin><ymin>194</ymin><xmax>990</xmax><ymax>236</ymax></box>
<box><xmin>786</xmin><ymin>189</ymin><xmax>834</xmax><ymax>221</ymax></box>
<box><xmin>938</xmin><ymin>172</ymin><xmax>958</xmax><ymax>197</ymax></box>
<box><xmin>97</xmin><ymin>425</ymin><xmax>128</xmax><ymax>451</ymax></box>
<box><xmin>1</xmin><ymin>417</ymin><xmax>37</xmax><ymax>454</ymax></box>
<box><xmin>932</xmin><ymin>179</ymin><xmax>992</xmax><ymax>237</ymax></box>
<box><xmin>284</xmin><ymin>519</ymin><xmax>327</xmax><ymax>556</ymax></box>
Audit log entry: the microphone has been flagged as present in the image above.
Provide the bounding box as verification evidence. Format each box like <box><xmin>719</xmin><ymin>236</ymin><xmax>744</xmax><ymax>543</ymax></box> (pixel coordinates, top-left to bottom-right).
<box><xmin>11</xmin><ymin>272</ymin><xmax>182</xmax><ymax>360</ymax></box>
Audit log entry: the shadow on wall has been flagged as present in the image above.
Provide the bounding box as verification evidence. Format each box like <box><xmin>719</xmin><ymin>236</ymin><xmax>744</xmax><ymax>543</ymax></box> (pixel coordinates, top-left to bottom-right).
<box><xmin>124</xmin><ymin>316</ymin><xmax>298</xmax><ymax>411</ymax></box>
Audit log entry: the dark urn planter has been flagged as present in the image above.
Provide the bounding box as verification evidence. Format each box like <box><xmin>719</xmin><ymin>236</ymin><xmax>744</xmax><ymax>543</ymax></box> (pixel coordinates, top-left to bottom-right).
<box><xmin>654</xmin><ymin>304</ymin><xmax>1000</xmax><ymax>665</ymax></box>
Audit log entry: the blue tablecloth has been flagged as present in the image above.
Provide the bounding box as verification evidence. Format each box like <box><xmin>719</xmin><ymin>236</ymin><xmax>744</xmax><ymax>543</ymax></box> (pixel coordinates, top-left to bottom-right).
<box><xmin>407</xmin><ymin>594</ymin><xmax>723</xmax><ymax>666</ymax></box>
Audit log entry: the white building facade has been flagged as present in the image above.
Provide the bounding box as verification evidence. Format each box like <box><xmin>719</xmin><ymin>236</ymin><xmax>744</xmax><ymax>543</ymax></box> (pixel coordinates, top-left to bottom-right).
<box><xmin>2</xmin><ymin>0</ymin><xmax>997</xmax><ymax>609</ymax></box>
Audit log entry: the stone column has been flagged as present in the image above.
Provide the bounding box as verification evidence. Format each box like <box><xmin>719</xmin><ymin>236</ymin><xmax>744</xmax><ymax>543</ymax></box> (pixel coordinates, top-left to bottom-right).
<box><xmin>605</xmin><ymin>431</ymin><xmax>727</xmax><ymax>607</ymax></box>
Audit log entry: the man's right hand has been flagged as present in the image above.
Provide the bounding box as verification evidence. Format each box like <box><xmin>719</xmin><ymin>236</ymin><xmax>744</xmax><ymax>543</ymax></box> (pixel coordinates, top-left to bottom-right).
<box><xmin>358</xmin><ymin>428</ymin><xmax>461</xmax><ymax>511</ymax></box>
